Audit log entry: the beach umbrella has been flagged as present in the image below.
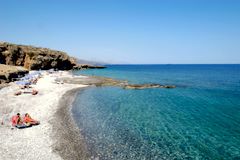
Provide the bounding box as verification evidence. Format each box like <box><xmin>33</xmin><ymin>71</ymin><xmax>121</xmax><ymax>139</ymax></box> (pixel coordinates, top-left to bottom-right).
<box><xmin>16</xmin><ymin>81</ymin><xmax>31</xmax><ymax>85</ymax></box>
<box><xmin>20</xmin><ymin>76</ymin><xmax>30</xmax><ymax>81</ymax></box>
<box><xmin>32</xmin><ymin>71</ymin><xmax>41</xmax><ymax>75</ymax></box>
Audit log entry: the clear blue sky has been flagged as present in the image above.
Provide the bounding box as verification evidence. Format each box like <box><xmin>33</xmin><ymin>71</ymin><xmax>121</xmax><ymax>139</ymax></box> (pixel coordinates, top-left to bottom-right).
<box><xmin>1</xmin><ymin>0</ymin><xmax>240</xmax><ymax>64</ymax></box>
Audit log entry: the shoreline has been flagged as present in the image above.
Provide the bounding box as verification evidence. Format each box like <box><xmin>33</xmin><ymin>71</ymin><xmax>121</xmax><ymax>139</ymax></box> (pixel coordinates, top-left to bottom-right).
<box><xmin>0</xmin><ymin>71</ymin><xmax>89</xmax><ymax>159</ymax></box>
<box><xmin>50</xmin><ymin>87</ymin><xmax>91</xmax><ymax>160</ymax></box>
<box><xmin>0</xmin><ymin>69</ymin><xmax>176</xmax><ymax>159</ymax></box>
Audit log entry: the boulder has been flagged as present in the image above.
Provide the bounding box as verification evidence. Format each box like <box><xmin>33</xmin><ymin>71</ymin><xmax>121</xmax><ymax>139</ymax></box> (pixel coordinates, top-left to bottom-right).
<box><xmin>0</xmin><ymin>64</ymin><xmax>29</xmax><ymax>83</ymax></box>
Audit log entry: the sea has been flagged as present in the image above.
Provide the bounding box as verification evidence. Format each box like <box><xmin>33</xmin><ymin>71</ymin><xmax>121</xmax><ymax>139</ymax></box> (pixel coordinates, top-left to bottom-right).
<box><xmin>72</xmin><ymin>64</ymin><xmax>240</xmax><ymax>160</ymax></box>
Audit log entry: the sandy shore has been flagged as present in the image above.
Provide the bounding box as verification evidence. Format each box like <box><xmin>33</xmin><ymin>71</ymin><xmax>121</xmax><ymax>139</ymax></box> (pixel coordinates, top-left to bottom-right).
<box><xmin>0</xmin><ymin>71</ymin><xmax>89</xmax><ymax>160</ymax></box>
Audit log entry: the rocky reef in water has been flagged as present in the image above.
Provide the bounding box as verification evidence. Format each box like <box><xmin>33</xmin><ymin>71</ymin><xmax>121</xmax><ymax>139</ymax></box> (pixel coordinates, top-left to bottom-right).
<box><xmin>122</xmin><ymin>84</ymin><xmax>176</xmax><ymax>89</ymax></box>
<box><xmin>59</xmin><ymin>76</ymin><xmax>176</xmax><ymax>90</ymax></box>
<box><xmin>0</xmin><ymin>42</ymin><xmax>76</xmax><ymax>70</ymax></box>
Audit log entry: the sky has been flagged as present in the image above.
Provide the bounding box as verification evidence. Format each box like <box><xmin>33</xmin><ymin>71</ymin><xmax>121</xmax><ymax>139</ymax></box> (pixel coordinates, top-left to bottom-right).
<box><xmin>0</xmin><ymin>0</ymin><xmax>240</xmax><ymax>64</ymax></box>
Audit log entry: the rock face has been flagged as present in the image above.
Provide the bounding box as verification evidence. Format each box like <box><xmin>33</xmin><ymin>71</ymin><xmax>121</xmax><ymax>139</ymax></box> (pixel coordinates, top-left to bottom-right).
<box><xmin>73</xmin><ymin>64</ymin><xmax>106</xmax><ymax>70</ymax></box>
<box><xmin>0</xmin><ymin>64</ymin><xmax>28</xmax><ymax>84</ymax></box>
<box><xmin>0</xmin><ymin>42</ymin><xmax>76</xmax><ymax>70</ymax></box>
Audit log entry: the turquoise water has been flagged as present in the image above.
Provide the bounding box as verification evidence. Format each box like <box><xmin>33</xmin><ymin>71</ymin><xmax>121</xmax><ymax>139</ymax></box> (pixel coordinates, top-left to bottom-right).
<box><xmin>72</xmin><ymin>65</ymin><xmax>240</xmax><ymax>159</ymax></box>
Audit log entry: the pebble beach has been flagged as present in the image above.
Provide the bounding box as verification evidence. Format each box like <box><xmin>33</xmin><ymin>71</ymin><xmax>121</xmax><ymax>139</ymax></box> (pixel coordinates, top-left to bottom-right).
<box><xmin>0</xmin><ymin>71</ymin><xmax>89</xmax><ymax>160</ymax></box>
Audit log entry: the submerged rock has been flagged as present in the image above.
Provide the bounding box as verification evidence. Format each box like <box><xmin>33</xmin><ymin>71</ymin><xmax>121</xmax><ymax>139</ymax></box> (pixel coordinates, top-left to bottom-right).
<box><xmin>123</xmin><ymin>84</ymin><xmax>176</xmax><ymax>89</ymax></box>
<box><xmin>60</xmin><ymin>75</ymin><xmax>176</xmax><ymax>90</ymax></box>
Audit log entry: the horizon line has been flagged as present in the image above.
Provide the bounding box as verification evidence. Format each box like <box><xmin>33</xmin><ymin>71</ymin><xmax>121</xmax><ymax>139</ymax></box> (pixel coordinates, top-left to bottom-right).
<box><xmin>105</xmin><ymin>63</ymin><xmax>240</xmax><ymax>65</ymax></box>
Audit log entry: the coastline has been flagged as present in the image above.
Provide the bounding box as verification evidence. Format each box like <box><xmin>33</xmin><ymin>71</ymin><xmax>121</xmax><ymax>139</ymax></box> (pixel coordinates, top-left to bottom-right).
<box><xmin>50</xmin><ymin>87</ymin><xmax>91</xmax><ymax>160</ymax></box>
<box><xmin>0</xmin><ymin>68</ymin><xmax>176</xmax><ymax>160</ymax></box>
<box><xmin>0</xmin><ymin>71</ymin><xmax>88</xmax><ymax>159</ymax></box>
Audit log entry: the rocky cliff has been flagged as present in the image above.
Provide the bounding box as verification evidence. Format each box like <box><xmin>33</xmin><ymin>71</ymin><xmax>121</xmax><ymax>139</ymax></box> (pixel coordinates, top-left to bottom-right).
<box><xmin>0</xmin><ymin>42</ymin><xmax>76</xmax><ymax>70</ymax></box>
<box><xmin>73</xmin><ymin>64</ymin><xmax>106</xmax><ymax>70</ymax></box>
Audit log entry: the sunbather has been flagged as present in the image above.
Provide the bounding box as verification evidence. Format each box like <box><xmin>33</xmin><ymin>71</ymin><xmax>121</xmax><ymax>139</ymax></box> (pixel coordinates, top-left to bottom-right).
<box><xmin>11</xmin><ymin>113</ymin><xmax>30</xmax><ymax>128</ymax></box>
<box><xmin>17</xmin><ymin>89</ymin><xmax>38</xmax><ymax>95</ymax></box>
<box><xmin>23</xmin><ymin>113</ymin><xmax>40</xmax><ymax>125</ymax></box>
<box><xmin>20</xmin><ymin>85</ymin><xmax>32</xmax><ymax>89</ymax></box>
<box><xmin>11</xmin><ymin>113</ymin><xmax>22</xmax><ymax>126</ymax></box>
<box><xmin>32</xmin><ymin>89</ymin><xmax>38</xmax><ymax>95</ymax></box>
<box><xmin>14</xmin><ymin>91</ymin><xmax>22</xmax><ymax>96</ymax></box>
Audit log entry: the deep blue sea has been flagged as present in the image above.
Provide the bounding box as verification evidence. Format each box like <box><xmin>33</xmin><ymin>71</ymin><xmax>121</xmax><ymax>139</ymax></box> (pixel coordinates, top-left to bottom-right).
<box><xmin>72</xmin><ymin>65</ymin><xmax>240</xmax><ymax>160</ymax></box>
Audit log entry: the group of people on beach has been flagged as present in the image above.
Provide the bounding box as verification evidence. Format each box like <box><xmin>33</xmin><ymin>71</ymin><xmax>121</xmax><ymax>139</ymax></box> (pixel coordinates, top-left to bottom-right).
<box><xmin>14</xmin><ymin>71</ymin><xmax>42</xmax><ymax>96</ymax></box>
<box><xmin>11</xmin><ymin>113</ymin><xmax>40</xmax><ymax>129</ymax></box>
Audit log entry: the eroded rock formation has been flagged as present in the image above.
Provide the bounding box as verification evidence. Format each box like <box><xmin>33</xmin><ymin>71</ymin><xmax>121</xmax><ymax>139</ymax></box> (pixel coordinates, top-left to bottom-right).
<box><xmin>0</xmin><ymin>64</ymin><xmax>28</xmax><ymax>84</ymax></box>
<box><xmin>0</xmin><ymin>42</ymin><xmax>76</xmax><ymax>70</ymax></box>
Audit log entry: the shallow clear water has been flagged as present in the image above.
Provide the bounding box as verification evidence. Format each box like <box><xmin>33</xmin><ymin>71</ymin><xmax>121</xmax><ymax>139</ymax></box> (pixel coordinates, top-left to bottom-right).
<box><xmin>72</xmin><ymin>65</ymin><xmax>240</xmax><ymax>159</ymax></box>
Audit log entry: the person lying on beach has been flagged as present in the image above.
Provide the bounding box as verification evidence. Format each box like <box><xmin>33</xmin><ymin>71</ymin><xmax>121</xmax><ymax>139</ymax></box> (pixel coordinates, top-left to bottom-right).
<box><xmin>30</xmin><ymin>78</ymin><xmax>38</xmax><ymax>84</ymax></box>
<box><xmin>20</xmin><ymin>85</ymin><xmax>32</xmax><ymax>89</ymax></box>
<box><xmin>23</xmin><ymin>113</ymin><xmax>40</xmax><ymax>125</ymax></box>
<box><xmin>11</xmin><ymin>113</ymin><xmax>22</xmax><ymax>126</ymax></box>
<box><xmin>14</xmin><ymin>89</ymin><xmax>38</xmax><ymax>96</ymax></box>
<box><xmin>31</xmin><ymin>89</ymin><xmax>38</xmax><ymax>95</ymax></box>
<box><xmin>14</xmin><ymin>91</ymin><xmax>22</xmax><ymax>96</ymax></box>
<box><xmin>11</xmin><ymin>113</ymin><xmax>30</xmax><ymax>128</ymax></box>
